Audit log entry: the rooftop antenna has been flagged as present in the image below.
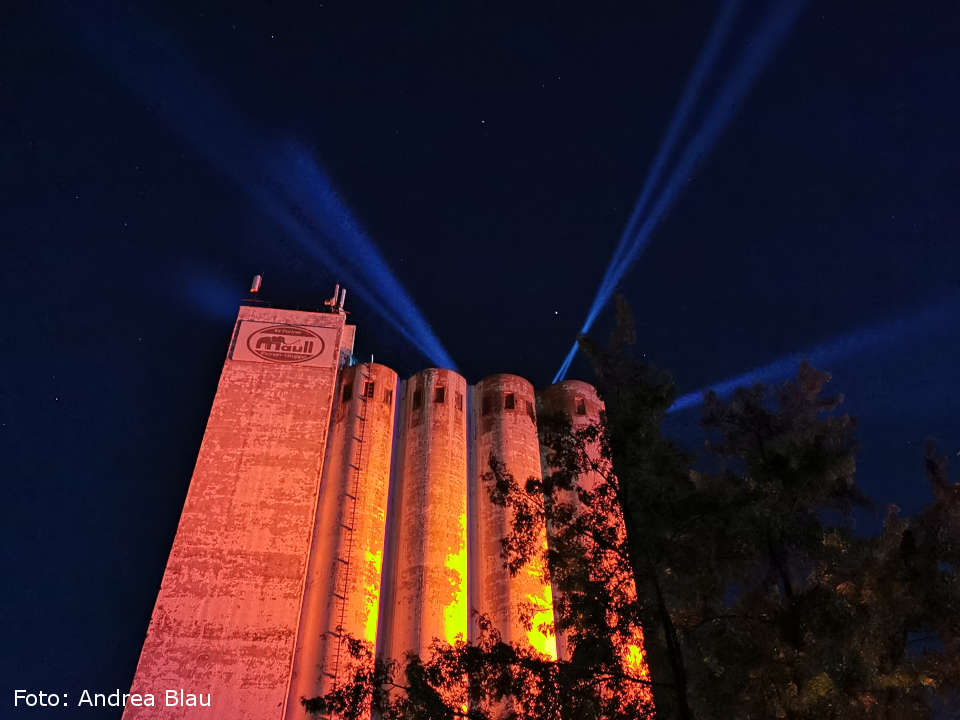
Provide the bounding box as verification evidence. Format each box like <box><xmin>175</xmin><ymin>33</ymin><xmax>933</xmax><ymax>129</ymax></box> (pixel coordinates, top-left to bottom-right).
<box><xmin>244</xmin><ymin>274</ymin><xmax>267</xmax><ymax>304</ymax></box>
<box><xmin>323</xmin><ymin>283</ymin><xmax>340</xmax><ymax>310</ymax></box>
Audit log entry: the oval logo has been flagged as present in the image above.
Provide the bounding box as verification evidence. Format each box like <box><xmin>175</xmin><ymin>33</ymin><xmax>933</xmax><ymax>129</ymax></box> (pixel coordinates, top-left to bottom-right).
<box><xmin>247</xmin><ymin>325</ymin><xmax>325</xmax><ymax>364</ymax></box>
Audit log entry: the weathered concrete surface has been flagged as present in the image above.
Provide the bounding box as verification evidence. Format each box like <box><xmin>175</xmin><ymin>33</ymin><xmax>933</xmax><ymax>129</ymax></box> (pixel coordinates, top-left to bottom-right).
<box><xmin>470</xmin><ymin>374</ymin><xmax>556</xmax><ymax>658</ymax></box>
<box><xmin>124</xmin><ymin>306</ymin><xmax>345</xmax><ymax>720</ymax></box>
<box><xmin>381</xmin><ymin>368</ymin><xmax>468</xmax><ymax>665</ymax></box>
<box><xmin>284</xmin><ymin>363</ymin><xmax>397</xmax><ymax>718</ymax></box>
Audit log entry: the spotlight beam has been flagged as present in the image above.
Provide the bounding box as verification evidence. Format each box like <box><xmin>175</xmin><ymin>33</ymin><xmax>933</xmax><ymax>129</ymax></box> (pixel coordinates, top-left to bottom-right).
<box><xmin>260</xmin><ymin>145</ymin><xmax>457</xmax><ymax>369</ymax></box>
<box><xmin>668</xmin><ymin>294</ymin><xmax>960</xmax><ymax>413</ymax></box>
<box><xmin>609</xmin><ymin>0</ymin><xmax>806</xmax><ymax>284</ymax></box>
<box><xmin>553</xmin><ymin>0</ymin><xmax>741</xmax><ymax>385</ymax></box>
<box><xmin>600</xmin><ymin>0</ymin><xmax>741</xmax><ymax>321</ymax></box>
<box><xmin>66</xmin><ymin>8</ymin><xmax>457</xmax><ymax>370</ymax></box>
<box><xmin>554</xmin><ymin>0</ymin><xmax>807</xmax><ymax>383</ymax></box>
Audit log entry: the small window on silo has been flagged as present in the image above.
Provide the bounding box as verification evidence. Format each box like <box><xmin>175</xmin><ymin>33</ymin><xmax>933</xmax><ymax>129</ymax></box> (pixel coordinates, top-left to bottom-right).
<box><xmin>526</xmin><ymin>399</ymin><xmax>535</xmax><ymax>421</ymax></box>
<box><xmin>384</xmin><ymin>388</ymin><xmax>393</xmax><ymax>404</ymax></box>
<box><xmin>364</xmin><ymin>381</ymin><xmax>375</xmax><ymax>398</ymax></box>
<box><xmin>575</xmin><ymin>396</ymin><xmax>586</xmax><ymax>415</ymax></box>
<box><xmin>435</xmin><ymin>386</ymin><xmax>446</xmax><ymax>403</ymax></box>
<box><xmin>412</xmin><ymin>388</ymin><xmax>423</xmax><ymax>410</ymax></box>
<box><xmin>455</xmin><ymin>391</ymin><xmax>463</xmax><ymax>411</ymax></box>
<box><xmin>481</xmin><ymin>393</ymin><xmax>495</xmax><ymax>416</ymax></box>
<box><xmin>504</xmin><ymin>392</ymin><xmax>515</xmax><ymax>410</ymax></box>
<box><xmin>342</xmin><ymin>383</ymin><xmax>353</xmax><ymax>402</ymax></box>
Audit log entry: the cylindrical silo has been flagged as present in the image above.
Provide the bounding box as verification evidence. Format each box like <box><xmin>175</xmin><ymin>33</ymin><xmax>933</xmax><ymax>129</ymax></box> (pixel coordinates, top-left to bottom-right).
<box><xmin>470</xmin><ymin>374</ymin><xmax>556</xmax><ymax>658</ymax></box>
<box><xmin>539</xmin><ymin>380</ymin><xmax>652</xmax><ymax>704</ymax></box>
<box><xmin>284</xmin><ymin>362</ymin><xmax>398</xmax><ymax>718</ymax></box>
<box><xmin>539</xmin><ymin>380</ymin><xmax>605</xmax><ymax>662</ymax></box>
<box><xmin>540</xmin><ymin>379</ymin><xmax>607</xmax><ymax>493</ymax></box>
<box><xmin>381</xmin><ymin>368</ymin><xmax>469</xmax><ymax>665</ymax></box>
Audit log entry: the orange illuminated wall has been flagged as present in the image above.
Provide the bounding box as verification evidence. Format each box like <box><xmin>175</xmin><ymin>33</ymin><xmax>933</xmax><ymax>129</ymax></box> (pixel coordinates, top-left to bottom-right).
<box><xmin>540</xmin><ymin>381</ymin><xmax>654</xmax><ymax>714</ymax></box>
<box><xmin>470</xmin><ymin>374</ymin><xmax>556</xmax><ymax>659</ymax></box>
<box><xmin>126</xmin><ymin>296</ymin><xmax>651</xmax><ymax>719</ymax></box>
<box><xmin>284</xmin><ymin>363</ymin><xmax>397</xmax><ymax>715</ymax></box>
<box><xmin>123</xmin><ymin>305</ymin><xmax>348</xmax><ymax>720</ymax></box>
<box><xmin>380</xmin><ymin>369</ymin><xmax>469</xmax><ymax>664</ymax></box>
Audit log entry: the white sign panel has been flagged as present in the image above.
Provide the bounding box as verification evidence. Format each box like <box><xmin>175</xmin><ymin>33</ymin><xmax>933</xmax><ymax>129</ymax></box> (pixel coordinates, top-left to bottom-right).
<box><xmin>230</xmin><ymin>321</ymin><xmax>339</xmax><ymax>367</ymax></box>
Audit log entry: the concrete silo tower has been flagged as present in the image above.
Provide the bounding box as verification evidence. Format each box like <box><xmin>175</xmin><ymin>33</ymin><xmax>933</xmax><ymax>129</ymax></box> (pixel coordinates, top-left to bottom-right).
<box><xmin>379</xmin><ymin>368</ymin><xmax>469</xmax><ymax>664</ymax></box>
<box><xmin>540</xmin><ymin>380</ymin><xmax>653</xmax><ymax>712</ymax></box>
<box><xmin>470</xmin><ymin>374</ymin><xmax>556</xmax><ymax>658</ymax></box>
<box><xmin>284</xmin><ymin>362</ymin><xmax>398</xmax><ymax>717</ymax></box>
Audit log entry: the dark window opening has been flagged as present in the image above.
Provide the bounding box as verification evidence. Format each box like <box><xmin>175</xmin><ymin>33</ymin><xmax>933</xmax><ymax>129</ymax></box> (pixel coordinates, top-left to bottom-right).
<box><xmin>342</xmin><ymin>383</ymin><xmax>353</xmax><ymax>403</ymax></box>
<box><xmin>504</xmin><ymin>392</ymin><xmax>515</xmax><ymax>410</ymax></box>
<box><xmin>435</xmin><ymin>387</ymin><xmax>446</xmax><ymax>403</ymax></box>
<box><xmin>384</xmin><ymin>389</ymin><xmax>393</xmax><ymax>404</ymax></box>
<box><xmin>364</xmin><ymin>381</ymin><xmax>375</xmax><ymax>398</ymax></box>
<box><xmin>481</xmin><ymin>393</ymin><xmax>496</xmax><ymax>416</ymax></box>
<box><xmin>526</xmin><ymin>400</ymin><xmax>535</xmax><ymax>421</ymax></box>
<box><xmin>412</xmin><ymin>388</ymin><xmax>423</xmax><ymax>410</ymax></box>
<box><xmin>455</xmin><ymin>391</ymin><xmax>463</xmax><ymax>411</ymax></box>
<box><xmin>575</xmin><ymin>396</ymin><xmax>587</xmax><ymax>415</ymax></box>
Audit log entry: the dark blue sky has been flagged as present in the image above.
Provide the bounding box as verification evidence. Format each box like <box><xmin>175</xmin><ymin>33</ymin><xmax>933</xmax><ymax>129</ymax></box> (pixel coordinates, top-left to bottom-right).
<box><xmin>3</xmin><ymin>1</ymin><xmax>959</xmax><ymax>714</ymax></box>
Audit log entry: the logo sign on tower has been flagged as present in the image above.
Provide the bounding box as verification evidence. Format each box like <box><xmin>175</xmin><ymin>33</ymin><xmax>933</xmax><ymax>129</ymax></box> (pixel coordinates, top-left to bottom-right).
<box><xmin>247</xmin><ymin>325</ymin><xmax>324</xmax><ymax>363</ymax></box>
<box><xmin>230</xmin><ymin>321</ymin><xmax>339</xmax><ymax>367</ymax></box>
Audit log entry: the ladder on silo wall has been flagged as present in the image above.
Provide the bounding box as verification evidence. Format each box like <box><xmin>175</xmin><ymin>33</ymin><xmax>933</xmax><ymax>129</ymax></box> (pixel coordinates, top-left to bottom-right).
<box><xmin>330</xmin><ymin>367</ymin><xmax>369</xmax><ymax>688</ymax></box>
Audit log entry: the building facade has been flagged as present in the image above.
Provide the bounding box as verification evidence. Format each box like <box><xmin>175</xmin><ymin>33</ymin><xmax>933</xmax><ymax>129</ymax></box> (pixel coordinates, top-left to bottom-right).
<box><xmin>124</xmin><ymin>293</ymin><xmax>644</xmax><ymax>719</ymax></box>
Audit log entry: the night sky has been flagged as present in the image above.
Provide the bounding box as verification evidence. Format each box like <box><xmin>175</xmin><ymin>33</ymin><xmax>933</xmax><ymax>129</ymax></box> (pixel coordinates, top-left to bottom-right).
<box><xmin>3</xmin><ymin>1</ymin><xmax>959</xmax><ymax>714</ymax></box>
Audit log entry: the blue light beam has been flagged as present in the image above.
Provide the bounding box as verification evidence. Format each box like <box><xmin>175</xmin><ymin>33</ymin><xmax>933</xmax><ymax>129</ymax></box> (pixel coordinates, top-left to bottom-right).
<box><xmin>259</xmin><ymin>142</ymin><xmax>456</xmax><ymax>369</ymax></box>
<box><xmin>597</xmin><ymin>0</ymin><xmax>741</xmax><ymax>327</ymax></box>
<box><xmin>609</xmin><ymin>0</ymin><xmax>806</xmax><ymax>284</ymax></box>
<box><xmin>66</xmin><ymin>8</ymin><xmax>456</xmax><ymax>370</ymax></box>
<box><xmin>668</xmin><ymin>294</ymin><xmax>960</xmax><ymax>413</ymax></box>
<box><xmin>555</xmin><ymin>0</ymin><xmax>807</xmax><ymax>383</ymax></box>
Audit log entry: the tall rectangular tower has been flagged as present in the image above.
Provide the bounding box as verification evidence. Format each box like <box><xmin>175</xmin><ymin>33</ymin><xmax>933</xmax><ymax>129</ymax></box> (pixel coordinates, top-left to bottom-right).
<box><xmin>124</xmin><ymin>304</ymin><xmax>350</xmax><ymax>719</ymax></box>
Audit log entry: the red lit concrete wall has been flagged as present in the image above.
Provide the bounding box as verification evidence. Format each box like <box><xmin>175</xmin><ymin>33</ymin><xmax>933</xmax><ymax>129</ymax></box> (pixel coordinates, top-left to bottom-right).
<box><xmin>381</xmin><ymin>369</ymin><xmax>468</xmax><ymax>664</ymax></box>
<box><xmin>128</xmin><ymin>301</ymin><xmax>652</xmax><ymax>717</ymax></box>
<box><xmin>124</xmin><ymin>306</ymin><xmax>345</xmax><ymax>720</ymax></box>
<box><xmin>539</xmin><ymin>380</ymin><xmax>604</xmax><ymax>663</ymax></box>
<box><xmin>540</xmin><ymin>380</ymin><xmax>653</xmax><ymax>711</ymax></box>
<box><xmin>470</xmin><ymin>375</ymin><xmax>556</xmax><ymax>658</ymax></box>
<box><xmin>540</xmin><ymin>380</ymin><xmax>607</xmax><ymax>494</ymax></box>
<box><xmin>284</xmin><ymin>363</ymin><xmax>398</xmax><ymax>718</ymax></box>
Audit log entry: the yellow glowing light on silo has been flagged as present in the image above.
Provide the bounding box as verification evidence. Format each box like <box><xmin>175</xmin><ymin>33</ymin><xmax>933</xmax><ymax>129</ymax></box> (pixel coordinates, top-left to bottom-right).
<box><xmin>443</xmin><ymin>513</ymin><xmax>468</xmax><ymax>645</ymax></box>
<box><xmin>363</xmin><ymin>549</ymin><xmax>383</xmax><ymax>644</ymax></box>
<box><xmin>619</xmin><ymin>633</ymin><xmax>654</xmax><ymax>707</ymax></box>
<box><xmin>524</xmin><ymin>547</ymin><xmax>557</xmax><ymax>658</ymax></box>
<box><xmin>623</xmin><ymin>643</ymin><xmax>646</xmax><ymax>674</ymax></box>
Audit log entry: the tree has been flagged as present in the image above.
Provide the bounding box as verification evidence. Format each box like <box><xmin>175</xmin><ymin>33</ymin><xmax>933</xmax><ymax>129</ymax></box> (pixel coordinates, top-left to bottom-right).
<box><xmin>578</xmin><ymin>297</ymin><xmax>959</xmax><ymax>718</ymax></box>
<box><xmin>306</xmin><ymin>298</ymin><xmax>959</xmax><ymax>718</ymax></box>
